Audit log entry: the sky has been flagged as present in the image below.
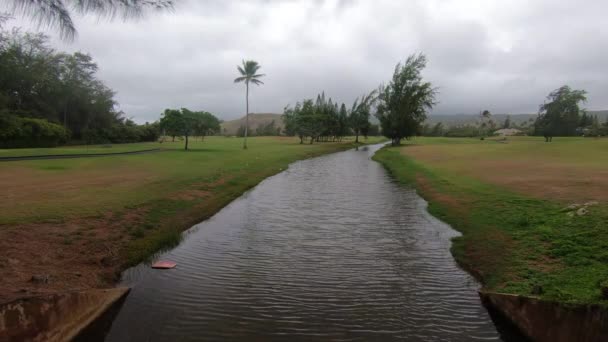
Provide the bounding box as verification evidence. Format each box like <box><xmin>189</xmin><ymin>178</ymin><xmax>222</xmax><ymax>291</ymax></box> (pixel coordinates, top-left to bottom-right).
<box><xmin>7</xmin><ymin>0</ymin><xmax>608</xmax><ymax>122</ymax></box>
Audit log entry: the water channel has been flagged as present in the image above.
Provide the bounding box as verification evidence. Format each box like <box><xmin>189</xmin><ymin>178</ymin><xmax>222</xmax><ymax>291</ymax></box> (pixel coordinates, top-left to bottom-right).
<box><xmin>103</xmin><ymin>144</ymin><xmax>503</xmax><ymax>341</ymax></box>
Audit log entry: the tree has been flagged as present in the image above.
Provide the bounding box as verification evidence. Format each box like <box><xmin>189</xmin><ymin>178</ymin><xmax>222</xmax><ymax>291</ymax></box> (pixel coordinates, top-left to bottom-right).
<box><xmin>0</xmin><ymin>26</ymin><xmax>156</xmax><ymax>146</ymax></box>
<box><xmin>534</xmin><ymin>85</ymin><xmax>587</xmax><ymax>142</ymax></box>
<box><xmin>349</xmin><ymin>90</ymin><xmax>377</xmax><ymax>143</ymax></box>
<box><xmin>193</xmin><ymin>111</ymin><xmax>220</xmax><ymax>140</ymax></box>
<box><xmin>234</xmin><ymin>60</ymin><xmax>265</xmax><ymax>149</ymax></box>
<box><xmin>159</xmin><ymin>109</ymin><xmax>182</xmax><ymax>142</ymax></box>
<box><xmin>337</xmin><ymin>103</ymin><xmax>349</xmax><ymax>141</ymax></box>
<box><xmin>376</xmin><ymin>54</ymin><xmax>437</xmax><ymax>145</ymax></box>
<box><xmin>502</xmin><ymin>115</ymin><xmax>511</xmax><ymax>129</ymax></box>
<box><xmin>7</xmin><ymin>0</ymin><xmax>173</xmax><ymax>40</ymax></box>
<box><xmin>159</xmin><ymin>108</ymin><xmax>220</xmax><ymax>149</ymax></box>
<box><xmin>478</xmin><ymin>110</ymin><xmax>492</xmax><ymax>138</ymax></box>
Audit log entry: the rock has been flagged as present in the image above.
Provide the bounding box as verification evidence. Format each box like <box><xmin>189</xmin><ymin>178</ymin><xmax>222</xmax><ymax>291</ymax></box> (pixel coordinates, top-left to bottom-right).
<box><xmin>566</xmin><ymin>203</ymin><xmax>581</xmax><ymax>210</ymax></box>
<box><xmin>7</xmin><ymin>258</ymin><xmax>20</xmax><ymax>265</ymax></box>
<box><xmin>584</xmin><ymin>201</ymin><xmax>599</xmax><ymax>207</ymax></box>
<box><xmin>577</xmin><ymin>207</ymin><xmax>588</xmax><ymax>216</ymax></box>
<box><xmin>30</xmin><ymin>274</ymin><xmax>50</xmax><ymax>284</ymax></box>
<box><xmin>567</xmin><ymin>211</ymin><xmax>575</xmax><ymax>217</ymax></box>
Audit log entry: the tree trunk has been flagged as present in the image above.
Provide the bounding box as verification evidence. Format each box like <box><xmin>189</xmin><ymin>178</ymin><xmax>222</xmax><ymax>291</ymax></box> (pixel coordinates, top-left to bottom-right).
<box><xmin>355</xmin><ymin>130</ymin><xmax>359</xmax><ymax>143</ymax></box>
<box><xmin>185</xmin><ymin>134</ymin><xmax>189</xmax><ymax>150</ymax></box>
<box><xmin>172</xmin><ymin>135</ymin><xmax>175</xmax><ymax>142</ymax></box>
<box><xmin>243</xmin><ymin>82</ymin><xmax>249</xmax><ymax>149</ymax></box>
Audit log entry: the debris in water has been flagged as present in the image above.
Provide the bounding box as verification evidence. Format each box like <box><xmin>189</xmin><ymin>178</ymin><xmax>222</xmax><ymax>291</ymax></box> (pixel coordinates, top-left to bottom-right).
<box><xmin>151</xmin><ymin>261</ymin><xmax>177</xmax><ymax>269</ymax></box>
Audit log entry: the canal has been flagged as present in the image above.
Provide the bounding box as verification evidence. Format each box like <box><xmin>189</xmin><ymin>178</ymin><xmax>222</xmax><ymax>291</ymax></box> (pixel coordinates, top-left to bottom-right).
<box><xmin>103</xmin><ymin>144</ymin><xmax>502</xmax><ymax>341</ymax></box>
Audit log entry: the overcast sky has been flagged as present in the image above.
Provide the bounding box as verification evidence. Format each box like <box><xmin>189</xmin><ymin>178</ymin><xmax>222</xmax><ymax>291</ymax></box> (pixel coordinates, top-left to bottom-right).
<box><xmin>9</xmin><ymin>0</ymin><xmax>608</xmax><ymax>122</ymax></box>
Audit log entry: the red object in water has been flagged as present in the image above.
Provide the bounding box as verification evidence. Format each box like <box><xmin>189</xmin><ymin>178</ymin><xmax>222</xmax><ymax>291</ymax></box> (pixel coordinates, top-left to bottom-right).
<box><xmin>151</xmin><ymin>261</ymin><xmax>177</xmax><ymax>269</ymax></box>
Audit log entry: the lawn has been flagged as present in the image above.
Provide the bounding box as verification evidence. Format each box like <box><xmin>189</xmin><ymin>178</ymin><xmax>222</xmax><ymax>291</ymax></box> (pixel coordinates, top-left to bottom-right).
<box><xmin>373</xmin><ymin>136</ymin><xmax>608</xmax><ymax>305</ymax></box>
<box><xmin>0</xmin><ymin>136</ymin><xmax>384</xmax><ymax>303</ymax></box>
<box><xmin>0</xmin><ymin>142</ymin><xmax>160</xmax><ymax>157</ymax></box>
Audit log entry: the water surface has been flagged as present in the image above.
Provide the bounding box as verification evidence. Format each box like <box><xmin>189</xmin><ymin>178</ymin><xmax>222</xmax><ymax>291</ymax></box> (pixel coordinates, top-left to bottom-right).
<box><xmin>105</xmin><ymin>144</ymin><xmax>501</xmax><ymax>341</ymax></box>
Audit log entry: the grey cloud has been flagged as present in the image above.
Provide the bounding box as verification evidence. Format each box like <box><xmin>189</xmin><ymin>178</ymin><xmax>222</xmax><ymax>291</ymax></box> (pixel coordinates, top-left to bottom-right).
<box><xmin>9</xmin><ymin>0</ymin><xmax>608</xmax><ymax>122</ymax></box>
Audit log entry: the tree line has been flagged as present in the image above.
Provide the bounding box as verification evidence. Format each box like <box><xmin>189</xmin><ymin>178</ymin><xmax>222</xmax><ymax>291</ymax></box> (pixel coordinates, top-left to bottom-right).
<box><xmin>159</xmin><ymin>108</ymin><xmax>221</xmax><ymax>150</ymax></box>
<box><xmin>0</xmin><ymin>23</ymin><xmax>161</xmax><ymax>147</ymax></box>
<box><xmin>282</xmin><ymin>90</ymin><xmax>384</xmax><ymax>144</ymax></box>
<box><xmin>420</xmin><ymin>86</ymin><xmax>608</xmax><ymax>141</ymax></box>
<box><xmin>283</xmin><ymin>54</ymin><xmax>436</xmax><ymax>146</ymax></box>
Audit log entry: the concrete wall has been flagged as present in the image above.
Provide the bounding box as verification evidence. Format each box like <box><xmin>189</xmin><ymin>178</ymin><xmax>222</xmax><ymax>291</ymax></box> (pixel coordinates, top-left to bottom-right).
<box><xmin>480</xmin><ymin>291</ymin><xmax>608</xmax><ymax>342</ymax></box>
<box><xmin>0</xmin><ymin>288</ymin><xmax>129</xmax><ymax>342</ymax></box>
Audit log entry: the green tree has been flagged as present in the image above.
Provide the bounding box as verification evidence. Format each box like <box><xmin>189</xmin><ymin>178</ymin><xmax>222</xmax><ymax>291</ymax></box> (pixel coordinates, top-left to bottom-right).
<box><xmin>376</xmin><ymin>54</ymin><xmax>437</xmax><ymax>145</ymax></box>
<box><xmin>193</xmin><ymin>111</ymin><xmax>220</xmax><ymax>140</ymax></box>
<box><xmin>502</xmin><ymin>115</ymin><xmax>511</xmax><ymax>129</ymax></box>
<box><xmin>234</xmin><ymin>60</ymin><xmax>265</xmax><ymax>149</ymax></box>
<box><xmin>7</xmin><ymin>0</ymin><xmax>173</xmax><ymax>40</ymax></box>
<box><xmin>159</xmin><ymin>108</ymin><xmax>182</xmax><ymax>142</ymax></box>
<box><xmin>534</xmin><ymin>85</ymin><xmax>587</xmax><ymax>142</ymax></box>
<box><xmin>349</xmin><ymin>90</ymin><xmax>377</xmax><ymax>143</ymax></box>
<box><xmin>0</xmin><ymin>26</ymin><xmax>154</xmax><ymax>146</ymax></box>
<box><xmin>337</xmin><ymin>103</ymin><xmax>349</xmax><ymax>141</ymax></box>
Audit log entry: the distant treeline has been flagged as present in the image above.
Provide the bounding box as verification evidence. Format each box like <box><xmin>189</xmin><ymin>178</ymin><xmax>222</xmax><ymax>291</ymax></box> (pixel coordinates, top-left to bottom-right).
<box><xmin>0</xmin><ymin>26</ymin><xmax>160</xmax><ymax>147</ymax></box>
<box><xmin>282</xmin><ymin>92</ymin><xmax>380</xmax><ymax>144</ymax></box>
<box><xmin>421</xmin><ymin>87</ymin><xmax>608</xmax><ymax>139</ymax></box>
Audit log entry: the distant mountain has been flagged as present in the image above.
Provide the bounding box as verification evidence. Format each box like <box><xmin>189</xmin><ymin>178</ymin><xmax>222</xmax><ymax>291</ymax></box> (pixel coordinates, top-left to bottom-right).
<box><xmin>427</xmin><ymin>110</ymin><xmax>608</xmax><ymax>126</ymax></box>
<box><xmin>220</xmin><ymin>113</ymin><xmax>284</xmax><ymax>135</ymax></box>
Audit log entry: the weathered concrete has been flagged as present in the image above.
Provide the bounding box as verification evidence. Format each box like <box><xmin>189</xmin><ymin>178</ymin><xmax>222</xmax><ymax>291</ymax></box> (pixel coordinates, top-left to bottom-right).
<box><xmin>480</xmin><ymin>291</ymin><xmax>608</xmax><ymax>342</ymax></box>
<box><xmin>0</xmin><ymin>287</ymin><xmax>130</xmax><ymax>342</ymax></box>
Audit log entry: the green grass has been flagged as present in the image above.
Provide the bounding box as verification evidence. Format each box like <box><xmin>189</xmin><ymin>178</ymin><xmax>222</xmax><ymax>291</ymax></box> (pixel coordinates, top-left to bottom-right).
<box><xmin>0</xmin><ymin>142</ymin><xmax>160</xmax><ymax>157</ymax></box>
<box><xmin>373</xmin><ymin>137</ymin><xmax>608</xmax><ymax>305</ymax></box>
<box><xmin>2</xmin><ymin>136</ymin><xmax>385</xmax><ymax>267</ymax></box>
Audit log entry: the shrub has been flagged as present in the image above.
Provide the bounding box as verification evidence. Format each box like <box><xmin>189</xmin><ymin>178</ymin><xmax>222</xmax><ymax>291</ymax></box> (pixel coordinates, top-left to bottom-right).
<box><xmin>0</xmin><ymin>114</ymin><xmax>70</xmax><ymax>148</ymax></box>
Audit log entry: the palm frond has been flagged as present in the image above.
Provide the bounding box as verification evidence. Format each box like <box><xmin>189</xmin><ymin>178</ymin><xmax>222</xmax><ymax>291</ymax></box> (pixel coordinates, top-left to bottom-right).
<box><xmin>234</xmin><ymin>76</ymin><xmax>247</xmax><ymax>83</ymax></box>
<box><xmin>7</xmin><ymin>0</ymin><xmax>173</xmax><ymax>41</ymax></box>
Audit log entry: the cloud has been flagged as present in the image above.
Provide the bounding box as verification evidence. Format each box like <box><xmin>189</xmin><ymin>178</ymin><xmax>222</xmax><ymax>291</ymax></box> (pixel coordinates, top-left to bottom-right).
<box><xmin>7</xmin><ymin>0</ymin><xmax>608</xmax><ymax>122</ymax></box>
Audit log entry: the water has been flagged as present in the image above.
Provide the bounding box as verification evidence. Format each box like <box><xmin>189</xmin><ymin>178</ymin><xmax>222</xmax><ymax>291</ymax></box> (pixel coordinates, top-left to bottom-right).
<box><xmin>103</xmin><ymin>144</ymin><xmax>502</xmax><ymax>341</ymax></box>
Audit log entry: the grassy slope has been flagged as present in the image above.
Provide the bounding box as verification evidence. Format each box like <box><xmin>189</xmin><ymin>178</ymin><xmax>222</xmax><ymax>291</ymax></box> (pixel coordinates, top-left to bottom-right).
<box><xmin>2</xmin><ymin>136</ymin><xmax>384</xmax><ymax>265</ymax></box>
<box><xmin>373</xmin><ymin>136</ymin><xmax>608</xmax><ymax>305</ymax></box>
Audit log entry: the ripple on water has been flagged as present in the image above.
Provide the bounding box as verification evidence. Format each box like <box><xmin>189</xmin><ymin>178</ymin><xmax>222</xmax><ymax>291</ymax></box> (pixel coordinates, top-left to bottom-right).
<box><xmin>105</xmin><ymin>144</ymin><xmax>501</xmax><ymax>341</ymax></box>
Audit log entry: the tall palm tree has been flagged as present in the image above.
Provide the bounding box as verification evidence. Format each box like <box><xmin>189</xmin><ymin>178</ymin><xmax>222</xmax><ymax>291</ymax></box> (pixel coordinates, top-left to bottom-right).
<box><xmin>7</xmin><ymin>0</ymin><xmax>173</xmax><ymax>40</ymax></box>
<box><xmin>234</xmin><ymin>60</ymin><xmax>265</xmax><ymax>149</ymax></box>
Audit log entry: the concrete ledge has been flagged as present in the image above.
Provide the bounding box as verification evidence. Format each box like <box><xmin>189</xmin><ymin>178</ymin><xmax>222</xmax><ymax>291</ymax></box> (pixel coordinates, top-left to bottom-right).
<box><xmin>480</xmin><ymin>291</ymin><xmax>608</xmax><ymax>342</ymax></box>
<box><xmin>0</xmin><ymin>287</ymin><xmax>130</xmax><ymax>342</ymax></box>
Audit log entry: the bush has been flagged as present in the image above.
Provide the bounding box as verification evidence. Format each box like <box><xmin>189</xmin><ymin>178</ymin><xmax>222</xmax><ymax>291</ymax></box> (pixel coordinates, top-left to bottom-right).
<box><xmin>82</xmin><ymin>121</ymin><xmax>160</xmax><ymax>144</ymax></box>
<box><xmin>0</xmin><ymin>114</ymin><xmax>70</xmax><ymax>148</ymax></box>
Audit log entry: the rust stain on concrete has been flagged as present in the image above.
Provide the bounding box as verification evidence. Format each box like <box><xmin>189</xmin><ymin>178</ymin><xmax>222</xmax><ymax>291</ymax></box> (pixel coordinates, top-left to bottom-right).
<box><xmin>0</xmin><ymin>287</ymin><xmax>129</xmax><ymax>342</ymax></box>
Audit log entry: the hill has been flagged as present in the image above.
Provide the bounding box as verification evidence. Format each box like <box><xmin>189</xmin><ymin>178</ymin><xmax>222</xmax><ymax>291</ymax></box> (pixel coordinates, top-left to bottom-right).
<box><xmin>220</xmin><ymin>113</ymin><xmax>284</xmax><ymax>136</ymax></box>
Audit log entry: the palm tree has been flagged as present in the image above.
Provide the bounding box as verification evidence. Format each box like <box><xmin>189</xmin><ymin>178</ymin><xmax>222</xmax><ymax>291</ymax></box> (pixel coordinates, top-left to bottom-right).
<box><xmin>234</xmin><ymin>60</ymin><xmax>265</xmax><ymax>149</ymax></box>
<box><xmin>7</xmin><ymin>0</ymin><xmax>173</xmax><ymax>40</ymax></box>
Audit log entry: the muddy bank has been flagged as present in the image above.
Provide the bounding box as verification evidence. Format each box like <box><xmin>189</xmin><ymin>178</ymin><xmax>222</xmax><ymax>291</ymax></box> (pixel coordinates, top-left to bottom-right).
<box><xmin>481</xmin><ymin>291</ymin><xmax>608</xmax><ymax>342</ymax></box>
<box><xmin>0</xmin><ymin>288</ymin><xmax>129</xmax><ymax>342</ymax></box>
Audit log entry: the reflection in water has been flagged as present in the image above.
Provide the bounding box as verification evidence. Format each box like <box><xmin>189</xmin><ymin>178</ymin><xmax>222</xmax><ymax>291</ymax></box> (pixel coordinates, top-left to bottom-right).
<box><xmin>104</xmin><ymin>144</ymin><xmax>501</xmax><ymax>341</ymax></box>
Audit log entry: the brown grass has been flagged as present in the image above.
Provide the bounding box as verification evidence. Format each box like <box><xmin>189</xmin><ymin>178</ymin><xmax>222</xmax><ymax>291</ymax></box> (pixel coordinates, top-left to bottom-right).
<box><xmin>403</xmin><ymin>145</ymin><xmax>608</xmax><ymax>203</ymax></box>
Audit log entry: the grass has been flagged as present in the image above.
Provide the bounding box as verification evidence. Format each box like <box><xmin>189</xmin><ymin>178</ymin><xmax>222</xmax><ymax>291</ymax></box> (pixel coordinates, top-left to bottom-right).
<box><xmin>373</xmin><ymin>136</ymin><xmax>608</xmax><ymax>305</ymax></box>
<box><xmin>0</xmin><ymin>136</ymin><xmax>384</xmax><ymax>287</ymax></box>
<box><xmin>0</xmin><ymin>142</ymin><xmax>160</xmax><ymax>157</ymax></box>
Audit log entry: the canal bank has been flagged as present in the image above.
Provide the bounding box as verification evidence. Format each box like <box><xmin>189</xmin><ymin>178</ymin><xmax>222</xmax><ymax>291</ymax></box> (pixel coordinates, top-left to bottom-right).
<box><xmin>372</xmin><ymin>141</ymin><xmax>608</xmax><ymax>341</ymax></box>
<box><xmin>98</xmin><ymin>143</ymin><xmax>501</xmax><ymax>341</ymax></box>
